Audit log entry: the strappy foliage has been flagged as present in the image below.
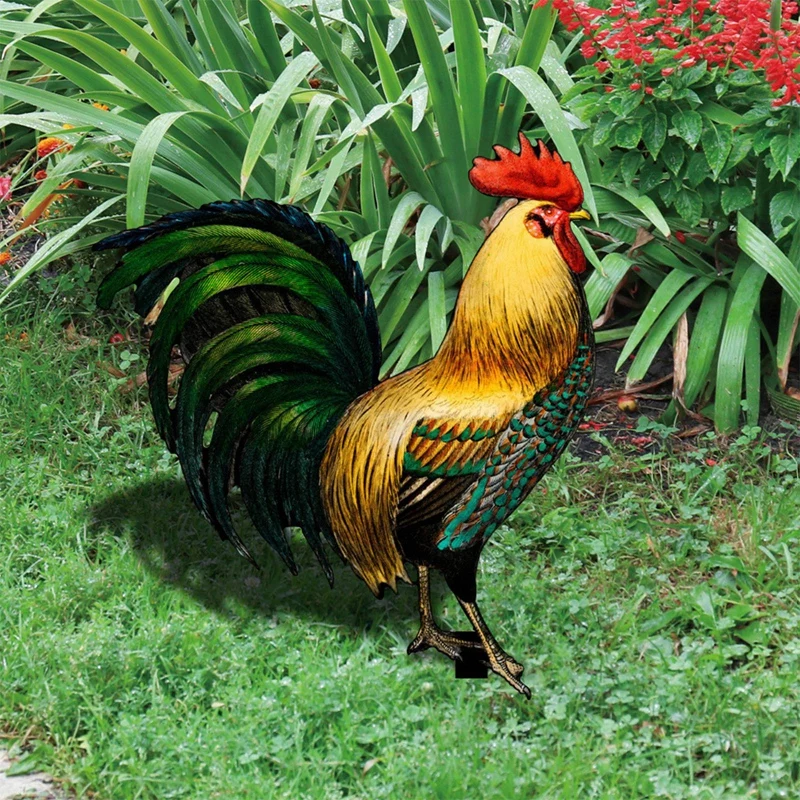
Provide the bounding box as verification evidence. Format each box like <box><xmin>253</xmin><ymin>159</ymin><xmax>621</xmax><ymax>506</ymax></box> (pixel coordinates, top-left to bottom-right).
<box><xmin>2</xmin><ymin>0</ymin><xmax>797</xmax><ymax>430</ymax></box>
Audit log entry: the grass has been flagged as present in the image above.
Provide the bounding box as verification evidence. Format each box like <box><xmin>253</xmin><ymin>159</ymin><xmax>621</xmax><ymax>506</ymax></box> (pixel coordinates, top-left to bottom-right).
<box><xmin>1</xmin><ymin>273</ymin><xmax>800</xmax><ymax>799</ymax></box>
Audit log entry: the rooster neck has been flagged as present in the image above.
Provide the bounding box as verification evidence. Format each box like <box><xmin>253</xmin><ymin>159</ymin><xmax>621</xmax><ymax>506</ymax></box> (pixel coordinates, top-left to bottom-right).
<box><xmin>430</xmin><ymin>201</ymin><xmax>585</xmax><ymax>397</ymax></box>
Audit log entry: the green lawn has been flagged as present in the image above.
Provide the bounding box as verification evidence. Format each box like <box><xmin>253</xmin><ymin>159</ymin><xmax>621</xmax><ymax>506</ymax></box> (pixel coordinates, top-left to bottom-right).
<box><xmin>2</xmin><ymin>284</ymin><xmax>800</xmax><ymax>799</ymax></box>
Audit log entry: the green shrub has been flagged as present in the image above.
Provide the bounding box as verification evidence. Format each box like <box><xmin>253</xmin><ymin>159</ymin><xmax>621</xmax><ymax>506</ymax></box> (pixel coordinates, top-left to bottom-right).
<box><xmin>554</xmin><ymin>0</ymin><xmax>800</xmax><ymax>431</ymax></box>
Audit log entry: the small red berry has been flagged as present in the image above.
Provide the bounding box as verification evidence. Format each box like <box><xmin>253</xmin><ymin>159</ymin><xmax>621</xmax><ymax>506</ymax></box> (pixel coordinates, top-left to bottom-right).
<box><xmin>675</xmin><ymin>231</ymin><xmax>687</xmax><ymax>243</ymax></box>
<box><xmin>108</xmin><ymin>332</ymin><xmax>125</xmax><ymax>344</ymax></box>
<box><xmin>645</xmin><ymin>86</ymin><xmax>654</xmax><ymax>94</ymax></box>
<box><xmin>629</xmin><ymin>82</ymin><xmax>642</xmax><ymax>90</ymax></box>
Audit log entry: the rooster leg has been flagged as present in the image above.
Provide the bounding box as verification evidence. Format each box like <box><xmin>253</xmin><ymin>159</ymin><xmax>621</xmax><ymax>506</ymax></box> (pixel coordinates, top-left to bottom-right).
<box><xmin>407</xmin><ymin>566</ymin><xmax>483</xmax><ymax>660</ymax></box>
<box><xmin>457</xmin><ymin>599</ymin><xmax>530</xmax><ymax>698</ymax></box>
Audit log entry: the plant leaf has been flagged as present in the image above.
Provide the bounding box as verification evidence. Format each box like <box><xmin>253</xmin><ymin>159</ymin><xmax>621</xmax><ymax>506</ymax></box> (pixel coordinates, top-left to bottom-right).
<box><xmin>128</xmin><ymin>111</ymin><xmax>188</xmax><ymax>229</ymax></box>
<box><xmin>673</xmin><ymin>109</ymin><xmax>703</xmax><ymax>149</ymax></box>
<box><xmin>738</xmin><ymin>214</ymin><xmax>800</xmax><ymax>308</ymax></box>
<box><xmin>642</xmin><ymin>111</ymin><xmax>667</xmax><ymax>157</ymax></box>
<box><xmin>241</xmin><ymin>50</ymin><xmax>318</xmax><ymax>196</ymax></box>
<box><xmin>616</xmin><ymin>268</ymin><xmax>694</xmax><ymax>369</ymax></box>
<box><xmin>427</xmin><ymin>270</ymin><xmax>447</xmax><ymax>353</ymax></box>
<box><xmin>382</xmin><ymin>191</ymin><xmax>426</xmax><ymax>269</ymax></box>
<box><xmin>415</xmin><ymin>204</ymin><xmax>445</xmax><ymax>270</ymax></box>
<box><xmin>715</xmin><ymin>257</ymin><xmax>767</xmax><ymax>432</ymax></box>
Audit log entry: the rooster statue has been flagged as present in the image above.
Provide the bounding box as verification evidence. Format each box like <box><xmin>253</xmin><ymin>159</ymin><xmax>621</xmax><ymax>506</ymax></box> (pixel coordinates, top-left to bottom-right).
<box><xmin>95</xmin><ymin>133</ymin><xmax>593</xmax><ymax>697</ymax></box>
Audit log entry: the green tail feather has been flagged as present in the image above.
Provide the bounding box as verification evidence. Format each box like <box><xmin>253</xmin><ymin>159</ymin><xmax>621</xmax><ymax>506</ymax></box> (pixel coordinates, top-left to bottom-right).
<box><xmin>96</xmin><ymin>199</ymin><xmax>381</xmax><ymax>583</ymax></box>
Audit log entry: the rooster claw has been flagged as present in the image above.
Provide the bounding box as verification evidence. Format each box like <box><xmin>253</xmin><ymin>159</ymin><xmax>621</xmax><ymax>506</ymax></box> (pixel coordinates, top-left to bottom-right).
<box><xmin>407</xmin><ymin>626</ymin><xmax>463</xmax><ymax>662</ymax></box>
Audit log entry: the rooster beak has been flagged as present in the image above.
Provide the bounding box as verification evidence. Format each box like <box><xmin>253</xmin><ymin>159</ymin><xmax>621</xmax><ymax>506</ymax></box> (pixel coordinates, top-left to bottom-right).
<box><xmin>569</xmin><ymin>209</ymin><xmax>590</xmax><ymax>221</ymax></box>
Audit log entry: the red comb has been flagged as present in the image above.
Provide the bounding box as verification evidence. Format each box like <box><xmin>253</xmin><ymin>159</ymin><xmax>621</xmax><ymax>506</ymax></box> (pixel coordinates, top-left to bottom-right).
<box><xmin>468</xmin><ymin>133</ymin><xmax>584</xmax><ymax>211</ymax></box>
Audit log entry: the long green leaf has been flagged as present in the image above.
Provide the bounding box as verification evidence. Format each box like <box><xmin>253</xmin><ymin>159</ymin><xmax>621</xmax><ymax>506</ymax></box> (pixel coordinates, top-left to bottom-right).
<box><xmin>715</xmin><ymin>258</ymin><xmax>767</xmax><ymax>432</ymax></box>
<box><xmin>312</xmin><ymin>1</ymin><xmax>363</xmax><ymax>117</ymax></box>
<box><xmin>415</xmin><ymin>204</ymin><xmax>444</xmax><ymax>270</ymax></box>
<box><xmin>604</xmin><ymin>184</ymin><xmax>670</xmax><ymax>237</ymax></box>
<box><xmin>288</xmin><ymin>93</ymin><xmax>335</xmax><ymax>202</ymax></box>
<box><xmin>72</xmin><ymin>0</ymin><xmax>223</xmax><ymax>112</ymax></box>
<box><xmin>240</xmin><ymin>50</ymin><xmax>318</xmax><ymax>195</ymax></box>
<box><xmin>744</xmin><ymin>318</ymin><xmax>761</xmax><ymax>426</ymax></box>
<box><xmin>584</xmin><ymin>252</ymin><xmax>632</xmax><ymax>320</ymax></box>
<box><xmin>428</xmin><ymin>270</ymin><xmax>447</xmax><ymax>354</ymax></box>
<box><xmin>616</xmin><ymin>268</ymin><xmax>694</xmax><ymax>369</ymax></box>
<box><xmin>247</xmin><ymin>0</ymin><xmax>286</xmax><ymax>80</ymax></box>
<box><xmin>382</xmin><ymin>191</ymin><xmax>426</xmax><ymax>269</ymax></box>
<box><xmin>627</xmin><ymin>276</ymin><xmax>713</xmax><ymax>384</ymax></box>
<box><xmin>128</xmin><ymin>111</ymin><xmax>188</xmax><ymax>228</ymax></box>
<box><xmin>367</xmin><ymin>16</ymin><xmax>402</xmax><ymax>102</ymax></box>
<box><xmin>404</xmin><ymin>0</ymin><xmax>470</xmax><ymax>212</ymax></box>
<box><xmin>495</xmin><ymin>0</ymin><xmax>556</xmax><ymax>146</ymax></box>
<box><xmin>684</xmin><ymin>284</ymin><xmax>728</xmax><ymax>409</ymax></box>
<box><xmin>0</xmin><ymin>80</ymin><xmax>238</xmax><ymax>198</ymax></box>
<box><xmin>776</xmin><ymin>225</ymin><xmax>800</xmax><ymax>386</ymax></box>
<box><xmin>738</xmin><ymin>213</ymin><xmax>800</xmax><ymax>308</ymax></box>
<box><xmin>450</xmin><ymin>0</ymin><xmax>485</xmax><ymax>158</ymax></box>
<box><xmin>138</xmin><ymin>0</ymin><xmax>204</xmax><ymax>76</ymax></box>
<box><xmin>312</xmin><ymin>138</ymin><xmax>353</xmax><ymax>215</ymax></box>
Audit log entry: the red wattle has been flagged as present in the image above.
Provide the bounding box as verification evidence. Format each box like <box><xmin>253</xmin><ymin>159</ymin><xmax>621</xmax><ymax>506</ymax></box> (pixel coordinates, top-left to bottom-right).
<box><xmin>553</xmin><ymin>216</ymin><xmax>586</xmax><ymax>274</ymax></box>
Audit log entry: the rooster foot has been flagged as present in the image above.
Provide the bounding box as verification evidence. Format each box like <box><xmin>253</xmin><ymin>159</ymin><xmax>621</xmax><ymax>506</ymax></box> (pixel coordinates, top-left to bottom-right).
<box><xmin>499</xmin><ymin>654</ymin><xmax>525</xmax><ymax>679</ymax></box>
<box><xmin>407</xmin><ymin>623</ymin><xmax>477</xmax><ymax>662</ymax></box>
<box><xmin>483</xmin><ymin>651</ymin><xmax>530</xmax><ymax>698</ymax></box>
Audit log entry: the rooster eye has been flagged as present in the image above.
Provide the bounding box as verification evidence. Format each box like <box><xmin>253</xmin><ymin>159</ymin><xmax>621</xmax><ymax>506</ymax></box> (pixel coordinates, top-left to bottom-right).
<box><xmin>525</xmin><ymin>210</ymin><xmax>553</xmax><ymax>239</ymax></box>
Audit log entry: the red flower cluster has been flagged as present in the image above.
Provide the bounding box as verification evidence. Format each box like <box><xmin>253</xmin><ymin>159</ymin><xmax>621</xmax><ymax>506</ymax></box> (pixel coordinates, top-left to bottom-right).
<box><xmin>547</xmin><ymin>0</ymin><xmax>800</xmax><ymax>105</ymax></box>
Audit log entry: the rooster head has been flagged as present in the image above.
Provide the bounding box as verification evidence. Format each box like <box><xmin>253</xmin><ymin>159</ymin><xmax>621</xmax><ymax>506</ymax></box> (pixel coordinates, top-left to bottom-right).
<box><xmin>469</xmin><ymin>133</ymin><xmax>590</xmax><ymax>274</ymax></box>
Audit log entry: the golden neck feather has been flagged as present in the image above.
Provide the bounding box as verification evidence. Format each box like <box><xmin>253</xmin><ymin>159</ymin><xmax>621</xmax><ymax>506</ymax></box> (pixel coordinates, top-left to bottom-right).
<box><xmin>431</xmin><ymin>200</ymin><xmax>583</xmax><ymax>393</ymax></box>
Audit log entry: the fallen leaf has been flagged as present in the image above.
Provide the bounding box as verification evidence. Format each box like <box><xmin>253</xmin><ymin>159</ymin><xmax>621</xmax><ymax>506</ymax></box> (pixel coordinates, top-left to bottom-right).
<box><xmin>672</xmin><ymin>312</ymin><xmax>689</xmax><ymax>413</ymax></box>
<box><xmin>64</xmin><ymin>321</ymin><xmax>99</xmax><ymax>349</ymax></box>
<box><xmin>144</xmin><ymin>298</ymin><xmax>165</xmax><ymax>327</ymax></box>
<box><xmin>96</xmin><ymin>361</ymin><xmax>126</xmax><ymax>379</ymax></box>
<box><xmin>628</xmin><ymin>226</ymin><xmax>654</xmax><ymax>255</ymax></box>
<box><xmin>362</xmin><ymin>758</ymin><xmax>380</xmax><ymax>776</ymax></box>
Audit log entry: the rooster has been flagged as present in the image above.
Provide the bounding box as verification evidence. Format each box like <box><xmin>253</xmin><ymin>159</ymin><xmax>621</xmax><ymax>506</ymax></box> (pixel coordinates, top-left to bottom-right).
<box><xmin>95</xmin><ymin>133</ymin><xmax>593</xmax><ymax>697</ymax></box>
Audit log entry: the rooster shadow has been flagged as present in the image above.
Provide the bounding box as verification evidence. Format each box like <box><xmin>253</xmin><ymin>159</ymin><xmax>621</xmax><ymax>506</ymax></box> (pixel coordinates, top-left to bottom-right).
<box><xmin>88</xmin><ymin>476</ymin><xmax>423</xmax><ymax>639</ymax></box>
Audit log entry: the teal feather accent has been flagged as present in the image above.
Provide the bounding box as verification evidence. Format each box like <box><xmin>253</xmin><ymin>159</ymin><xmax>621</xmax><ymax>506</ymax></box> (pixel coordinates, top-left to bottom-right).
<box><xmin>438</xmin><ymin>340</ymin><xmax>594</xmax><ymax>552</ymax></box>
<box><xmin>95</xmin><ymin>199</ymin><xmax>381</xmax><ymax>583</ymax></box>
